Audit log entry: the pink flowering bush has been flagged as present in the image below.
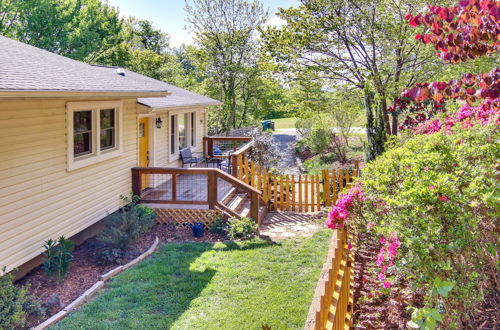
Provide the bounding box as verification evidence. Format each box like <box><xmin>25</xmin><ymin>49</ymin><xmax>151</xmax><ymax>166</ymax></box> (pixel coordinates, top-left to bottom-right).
<box><xmin>325</xmin><ymin>119</ymin><xmax>498</xmax><ymax>327</ymax></box>
<box><xmin>324</xmin><ymin>184</ymin><xmax>365</xmax><ymax>230</ymax></box>
<box><xmin>356</xmin><ymin>122</ymin><xmax>499</xmax><ymax>327</ymax></box>
<box><xmin>415</xmin><ymin>100</ymin><xmax>499</xmax><ymax>135</ymax></box>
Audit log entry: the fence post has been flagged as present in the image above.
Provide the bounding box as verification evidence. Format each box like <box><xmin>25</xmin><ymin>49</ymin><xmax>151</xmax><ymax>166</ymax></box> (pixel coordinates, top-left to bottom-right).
<box><xmin>131</xmin><ymin>168</ymin><xmax>141</xmax><ymax>197</ymax></box>
<box><xmin>208</xmin><ymin>138</ymin><xmax>214</xmax><ymax>158</ymax></box>
<box><xmin>207</xmin><ymin>171</ymin><xmax>216</xmax><ymax>209</ymax></box>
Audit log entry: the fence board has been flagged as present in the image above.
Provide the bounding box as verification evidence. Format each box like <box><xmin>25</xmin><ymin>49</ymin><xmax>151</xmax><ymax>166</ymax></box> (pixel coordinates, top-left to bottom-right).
<box><xmin>229</xmin><ymin>158</ymin><xmax>357</xmax><ymax>213</ymax></box>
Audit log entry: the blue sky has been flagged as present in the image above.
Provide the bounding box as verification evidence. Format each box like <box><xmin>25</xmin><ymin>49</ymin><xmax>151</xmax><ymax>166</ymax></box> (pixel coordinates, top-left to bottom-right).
<box><xmin>106</xmin><ymin>0</ymin><xmax>299</xmax><ymax>47</ymax></box>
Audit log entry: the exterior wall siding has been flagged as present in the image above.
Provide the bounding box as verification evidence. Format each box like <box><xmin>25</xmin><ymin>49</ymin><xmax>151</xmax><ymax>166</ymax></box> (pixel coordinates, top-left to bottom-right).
<box><xmin>154</xmin><ymin>108</ymin><xmax>207</xmax><ymax>167</ymax></box>
<box><xmin>0</xmin><ymin>98</ymin><xmax>138</xmax><ymax>274</ymax></box>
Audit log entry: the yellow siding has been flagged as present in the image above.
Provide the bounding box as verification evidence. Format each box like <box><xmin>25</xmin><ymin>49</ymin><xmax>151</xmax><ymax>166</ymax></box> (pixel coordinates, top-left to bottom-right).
<box><xmin>0</xmin><ymin>98</ymin><xmax>138</xmax><ymax>273</ymax></box>
<box><xmin>154</xmin><ymin>108</ymin><xmax>207</xmax><ymax>167</ymax></box>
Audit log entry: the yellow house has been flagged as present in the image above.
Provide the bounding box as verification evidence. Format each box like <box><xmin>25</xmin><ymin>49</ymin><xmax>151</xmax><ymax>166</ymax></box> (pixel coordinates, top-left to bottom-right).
<box><xmin>0</xmin><ymin>35</ymin><xmax>221</xmax><ymax>276</ymax></box>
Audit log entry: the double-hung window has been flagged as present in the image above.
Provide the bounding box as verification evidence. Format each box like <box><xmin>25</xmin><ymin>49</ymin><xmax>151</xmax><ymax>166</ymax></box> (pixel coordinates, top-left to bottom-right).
<box><xmin>67</xmin><ymin>101</ymin><xmax>123</xmax><ymax>171</ymax></box>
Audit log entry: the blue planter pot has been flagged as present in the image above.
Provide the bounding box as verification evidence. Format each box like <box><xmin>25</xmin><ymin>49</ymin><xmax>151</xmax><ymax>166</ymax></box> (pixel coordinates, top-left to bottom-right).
<box><xmin>191</xmin><ymin>222</ymin><xmax>204</xmax><ymax>237</ymax></box>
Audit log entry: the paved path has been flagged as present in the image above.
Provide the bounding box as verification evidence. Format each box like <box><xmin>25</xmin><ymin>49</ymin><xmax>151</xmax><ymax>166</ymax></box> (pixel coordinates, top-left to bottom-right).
<box><xmin>259</xmin><ymin>211</ymin><xmax>326</xmax><ymax>241</ymax></box>
<box><xmin>273</xmin><ymin>129</ymin><xmax>301</xmax><ymax>175</ymax></box>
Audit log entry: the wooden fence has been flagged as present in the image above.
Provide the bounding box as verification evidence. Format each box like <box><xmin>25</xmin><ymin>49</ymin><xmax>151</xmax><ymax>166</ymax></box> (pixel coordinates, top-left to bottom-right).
<box><xmin>234</xmin><ymin>155</ymin><xmax>360</xmax><ymax>212</ymax></box>
<box><xmin>305</xmin><ymin>227</ymin><xmax>354</xmax><ymax>329</ymax></box>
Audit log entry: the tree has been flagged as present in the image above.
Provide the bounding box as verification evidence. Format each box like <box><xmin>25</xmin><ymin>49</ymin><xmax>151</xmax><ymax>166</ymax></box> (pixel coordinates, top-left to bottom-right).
<box><xmin>393</xmin><ymin>0</ymin><xmax>499</xmax><ymax>130</ymax></box>
<box><xmin>186</xmin><ymin>0</ymin><xmax>269</xmax><ymax>132</ymax></box>
<box><xmin>0</xmin><ymin>0</ymin><xmax>124</xmax><ymax>61</ymax></box>
<box><xmin>260</xmin><ymin>0</ymin><xmax>442</xmax><ymax>160</ymax></box>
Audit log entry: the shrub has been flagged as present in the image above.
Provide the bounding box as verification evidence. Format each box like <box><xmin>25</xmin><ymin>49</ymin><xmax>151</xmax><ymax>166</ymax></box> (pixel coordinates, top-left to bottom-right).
<box><xmin>43</xmin><ymin>236</ymin><xmax>74</xmax><ymax>282</ymax></box>
<box><xmin>226</xmin><ymin>217</ymin><xmax>257</xmax><ymax>240</ymax></box>
<box><xmin>0</xmin><ymin>269</ymin><xmax>28</xmax><ymax>329</ymax></box>
<box><xmin>247</xmin><ymin>127</ymin><xmax>281</xmax><ymax>168</ymax></box>
<box><xmin>210</xmin><ymin>217</ymin><xmax>227</xmax><ymax>234</ymax></box>
<box><xmin>357</xmin><ymin>123</ymin><xmax>499</xmax><ymax>327</ymax></box>
<box><xmin>97</xmin><ymin>204</ymin><xmax>156</xmax><ymax>264</ymax></box>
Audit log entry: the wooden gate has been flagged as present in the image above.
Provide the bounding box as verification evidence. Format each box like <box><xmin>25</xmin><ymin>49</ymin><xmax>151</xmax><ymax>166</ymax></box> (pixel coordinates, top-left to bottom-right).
<box><xmin>234</xmin><ymin>155</ymin><xmax>360</xmax><ymax>212</ymax></box>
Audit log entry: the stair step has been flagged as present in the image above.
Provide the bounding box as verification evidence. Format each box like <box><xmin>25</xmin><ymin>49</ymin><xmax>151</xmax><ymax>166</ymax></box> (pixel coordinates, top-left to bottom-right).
<box><xmin>226</xmin><ymin>194</ymin><xmax>246</xmax><ymax>211</ymax></box>
<box><xmin>220</xmin><ymin>187</ymin><xmax>237</xmax><ymax>205</ymax></box>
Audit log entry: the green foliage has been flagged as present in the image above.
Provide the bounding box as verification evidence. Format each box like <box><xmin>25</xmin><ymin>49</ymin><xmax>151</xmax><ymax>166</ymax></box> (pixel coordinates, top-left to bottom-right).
<box><xmin>0</xmin><ymin>269</ymin><xmax>28</xmax><ymax>329</ymax></box>
<box><xmin>226</xmin><ymin>217</ymin><xmax>257</xmax><ymax>240</ymax></box>
<box><xmin>360</xmin><ymin>123</ymin><xmax>499</xmax><ymax>325</ymax></box>
<box><xmin>209</xmin><ymin>218</ymin><xmax>227</xmax><ymax>234</ymax></box>
<box><xmin>43</xmin><ymin>236</ymin><xmax>74</xmax><ymax>282</ymax></box>
<box><xmin>97</xmin><ymin>203</ymin><xmax>156</xmax><ymax>264</ymax></box>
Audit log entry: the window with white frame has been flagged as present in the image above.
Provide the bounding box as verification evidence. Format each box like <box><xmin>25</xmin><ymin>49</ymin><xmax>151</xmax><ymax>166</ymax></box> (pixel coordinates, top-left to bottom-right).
<box><xmin>67</xmin><ymin>101</ymin><xmax>123</xmax><ymax>171</ymax></box>
<box><xmin>170</xmin><ymin>111</ymin><xmax>197</xmax><ymax>154</ymax></box>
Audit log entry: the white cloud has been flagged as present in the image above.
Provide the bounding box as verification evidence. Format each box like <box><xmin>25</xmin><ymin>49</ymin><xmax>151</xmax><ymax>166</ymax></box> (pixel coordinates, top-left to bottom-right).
<box><xmin>264</xmin><ymin>15</ymin><xmax>287</xmax><ymax>28</ymax></box>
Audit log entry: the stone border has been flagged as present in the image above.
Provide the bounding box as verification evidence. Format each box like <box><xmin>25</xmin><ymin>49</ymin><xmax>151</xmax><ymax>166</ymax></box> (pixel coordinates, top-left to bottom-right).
<box><xmin>33</xmin><ymin>236</ymin><xmax>159</xmax><ymax>330</ymax></box>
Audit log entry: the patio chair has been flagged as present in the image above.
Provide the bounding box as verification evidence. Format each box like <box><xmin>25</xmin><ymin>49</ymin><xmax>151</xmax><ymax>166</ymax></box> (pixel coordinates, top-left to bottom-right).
<box><xmin>219</xmin><ymin>152</ymin><xmax>232</xmax><ymax>173</ymax></box>
<box><xmin>180</xmin><ymin>148</ymin><xmax>204</xmax><ymax>167</ymax></box>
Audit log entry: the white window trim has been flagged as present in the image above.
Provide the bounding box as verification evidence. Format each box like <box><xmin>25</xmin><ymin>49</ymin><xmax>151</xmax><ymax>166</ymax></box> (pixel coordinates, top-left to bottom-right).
<box><xmin>67</xmin><ymin>101</ymin><xmax>123</xmax><ymax>171</ymax></box>
<box><xmin>170</xmin><ymin>111</ymin><xmax>199</xmax><ymax>155</ymax></box>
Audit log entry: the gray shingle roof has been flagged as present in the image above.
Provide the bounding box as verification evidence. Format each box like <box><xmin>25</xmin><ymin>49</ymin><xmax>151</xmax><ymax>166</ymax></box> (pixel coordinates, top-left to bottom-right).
<box><xmin>0</xmin><ymin>35</ymin><xmax>170</xmax><ymax>94</ymax></box>
<box><xmin>138</xmin><ymin>84</ymin><xmax>222</xmax><ymax>109</ymax></box>
<box><xmin>94</xmin><ymin>67</ymin><xmax>221</xmax><ymax>109</ymax></box>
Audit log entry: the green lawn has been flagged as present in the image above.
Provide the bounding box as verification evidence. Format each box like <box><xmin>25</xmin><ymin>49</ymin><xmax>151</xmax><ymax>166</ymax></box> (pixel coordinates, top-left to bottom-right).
<box><xmin>53</xmin><ymin>230</ymin><xmax>331</xmax><ymax>330</ymax></box>
<box><xmin>270</xmin><ymin>117</ymin><xmax>297</xmax><ymax>129</ymax></box>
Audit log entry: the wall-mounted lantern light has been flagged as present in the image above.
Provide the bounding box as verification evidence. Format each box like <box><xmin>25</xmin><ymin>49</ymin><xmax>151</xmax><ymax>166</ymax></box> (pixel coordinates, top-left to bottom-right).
<box><xmin>156</xmin><ymin>117</ymin><xmax>163</xmax><ymax>129</ymax></box>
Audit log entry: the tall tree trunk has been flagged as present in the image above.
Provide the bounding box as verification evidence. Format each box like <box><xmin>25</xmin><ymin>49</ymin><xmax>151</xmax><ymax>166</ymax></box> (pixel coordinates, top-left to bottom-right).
<box><xmin>364</xmin><ymin>90</ymin><xmax>386</xmax><ymax>162</ymax></box>
<box><xmin>391</xmin><ymin>113</ymin><xmax>398</xmax><ymax>135</ymax></box>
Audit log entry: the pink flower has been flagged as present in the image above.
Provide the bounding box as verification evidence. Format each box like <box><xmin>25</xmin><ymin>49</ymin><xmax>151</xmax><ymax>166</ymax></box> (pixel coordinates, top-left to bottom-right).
<box><xmin>429</xmin><ymin>185</ymin><xmax>436</xmax><ymax>190</ymax></box>
<box><xmin>366</xmin><ymin>222</ymin><xmax>376</xmax><ymax>231</ymax></box>
<box><xmin>438</xmin><ymin>195</ymin><xmax>450</xmax><ymax>202</ymax></box>
<box><xmin>383</xmin><ymin>281</ymin><xmax>392</xmax><ymax>288</ymax></box>
<box><xmin>424</xmin><ymin>166</ymin><xmax>430</xmax><ymax>171</ymax></box>
<box><xmin>378</xmin><ymin>272</ymin><xmax>386</xmax><ymax>281</ymax></box>
<box><xmin>347</xmin><ymin>242</ymin><xmax>352</xmax><ymax>250</ymax></box>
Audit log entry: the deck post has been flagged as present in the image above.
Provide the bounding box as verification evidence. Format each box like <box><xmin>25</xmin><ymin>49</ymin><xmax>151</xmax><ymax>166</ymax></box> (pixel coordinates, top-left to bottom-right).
<box><xmin>131</xmin><ymin>168</ymin><xmax>141</xmax><ymax>197</ymax></box>
<box><xmin>207</xmin><ymin>171</ymin><xmax>217</xmax><ymax>209</ymax></box>
<box><xmin>251</xmin><ymin>191</ymin><xmax>259</xmax><ymax>226</ymax></box>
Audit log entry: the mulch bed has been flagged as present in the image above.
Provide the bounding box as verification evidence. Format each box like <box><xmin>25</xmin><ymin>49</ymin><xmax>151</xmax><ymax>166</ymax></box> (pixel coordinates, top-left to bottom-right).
<box><xmin>18</xmin><ymin>223</ymin><xmax>225</xmax><ymax>328</ymax></box>
<box><xmin>352</xmin><ymin>231</ymin><xmax>417</xmax><ymax>329</ymax></box>
<box><xmin>352</xmin><ymin>231</ymin><xmax>499</xmax><ymax>329</ymax></box>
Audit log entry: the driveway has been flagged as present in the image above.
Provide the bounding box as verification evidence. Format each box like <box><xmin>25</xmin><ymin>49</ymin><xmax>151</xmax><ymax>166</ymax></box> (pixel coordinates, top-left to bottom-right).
<box><xmin>273</xmin><ymin>129</ymin><xmax>301</xmax><ymax>175</ymax></box>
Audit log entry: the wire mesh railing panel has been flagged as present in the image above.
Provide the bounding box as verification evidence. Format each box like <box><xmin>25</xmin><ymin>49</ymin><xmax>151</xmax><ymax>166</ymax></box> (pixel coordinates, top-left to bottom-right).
<box><xmin>140</xmin><ymin>173</ymin><xmax>173</xmax><ymax>201</ymax></box>
<box><xmin>217</xmin><ymin>176</ymin><xmax>234</xmax><ymax>202</ymax></box>
<box><xmin>175</xmin><ymin>173</ymin><xmax>207</xmax><ymax>201</ymax></box>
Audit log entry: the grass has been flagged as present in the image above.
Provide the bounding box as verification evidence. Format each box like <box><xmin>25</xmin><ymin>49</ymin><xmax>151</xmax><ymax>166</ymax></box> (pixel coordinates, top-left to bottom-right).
<box><xmin>303</xmin><ymin>134</ymin><xmax>366</xmax><ymax>175</ymax></box>
<box><xmin>52</xmin><ymin>230</ymin><xmax>331</xmax><ymax>330</ymax></box>
<box><xmin>270</xmin><ymin>117</ymin><xmax>297</xmax><ymax>129</ymax></box>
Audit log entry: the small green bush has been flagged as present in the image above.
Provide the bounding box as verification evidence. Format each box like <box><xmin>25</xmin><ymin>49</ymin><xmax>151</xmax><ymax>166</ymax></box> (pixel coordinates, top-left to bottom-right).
<box><xmin>97</xmin><ymin>204</ymin><xmax>156</xmax><ymax>264</ymax></box>
<box><xmin>43</xmin><ymin>236</ymin><xmax>74</xmax><ymax>282</ymax></box>
<box><xmin>226</xmin><ymin>217</ymin><xmax>257</xmax><ymax>240</ymax></box>
<box><xmin>0</xmin><ymin>269</ymin><xmax>28</xmax><ymax>330</ymax></box>
<box><xmin>210</xmin><ymin>217</ymin><xmax>227</xmax><ymax>234</ymax></box>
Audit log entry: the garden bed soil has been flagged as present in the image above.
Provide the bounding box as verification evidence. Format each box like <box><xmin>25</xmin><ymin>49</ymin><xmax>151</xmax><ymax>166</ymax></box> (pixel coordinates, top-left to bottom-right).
<box><xmin>352</xmin><ymin>231</ymin><xmax>416</xmax><ymax>329</ymax></box>
<box><xmin>352</xmin><ymin>231</ymin><xmax>498</xmax><ymax>329</ymax></box>
<box><xmin>19</xmin><ymin>224</ymin><xmax>225</xmax><ymax>328</ymax></box>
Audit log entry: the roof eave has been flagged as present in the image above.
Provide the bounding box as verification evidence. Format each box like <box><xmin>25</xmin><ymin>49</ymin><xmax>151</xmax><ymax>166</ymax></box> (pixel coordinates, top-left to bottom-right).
<box><xmin>0</xmin><ymin>90</ymin><xmax>170</xmax><ymax>99</ymax></box>
<box><xmin>139</xmin><ymin>102</ymin><xmax>223</xmax><ymax>112</ymax></box>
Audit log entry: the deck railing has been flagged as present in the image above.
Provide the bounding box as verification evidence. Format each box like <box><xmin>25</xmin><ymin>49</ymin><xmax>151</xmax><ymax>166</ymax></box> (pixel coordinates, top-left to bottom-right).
<box><xmin>305</xmin><ymin>227</ymin><xmax>354</xmax><ymax>329</ymax></box>
<box><xmin>203</xmin><ymin>136</ymin><xmax>253</xmax><ymax>159</ymax></box>
<box><xmin>131</xmin><ymin>167</ymin><xmax>263</xmax><ymax>224</ymax></box>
